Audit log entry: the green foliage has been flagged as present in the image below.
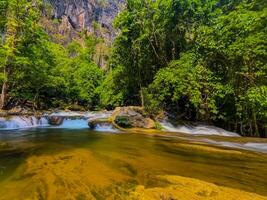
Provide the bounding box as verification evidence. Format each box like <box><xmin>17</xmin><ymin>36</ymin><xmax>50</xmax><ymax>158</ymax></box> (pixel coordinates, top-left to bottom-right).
<box><xmin>39</xmin><ymin>37</ymin><xmax>104</xmax><ymax>109</ymax></box>
<box><xmin>154</xmin><ymin>121</ymin><xmax>164</xmax><ymax>130</ymax></box>
<box><xmin>96</xmin><ymin>66</ymin><xmax>125</xmax><ymax>109</ymax></box>
<box><xmin>0</xmin><ymin>0</ymin><xmax>104</xmax><ymax>109</ymax></box>
<box><xmin>106</xmin><ymin>0</ymin><xmax>225</xmax><ymax>106</ymax></box>
<box><xmin>105</xmin><ymin>0</ymin><xmax>267</xmax><ymax>136</ymax></box>
<box><xmin>149</xmin><ymin>52</ymin><xmax>228</xmax><ymax>121</ymax></box>
<box><xmin>0</xmin><ymin>0</ymin><xmax>266</xmax><ymax>136</ymax></box>
<box><xmin>246</xmin><ymin>86</ymin><xmax>267</xmax><ymax>119</ymax></box>
<box><xmin>192</xmin><ymin>0</ymin><xmax>267</xmax><ymax>136</ymax></box>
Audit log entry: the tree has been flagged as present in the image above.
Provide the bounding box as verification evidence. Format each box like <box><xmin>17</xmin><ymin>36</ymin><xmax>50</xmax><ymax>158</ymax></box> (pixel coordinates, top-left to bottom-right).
<box><xmin>106</xmin><ymin>0</ymin><xmax>267</xmax><ymax>136</ymax></box>
<box><xmin>0</xmin><ymin>0</ymin><xmax>45</xmax><ymax>109</ymax></box>
<box><xmin>195</xmin><ymin>0</ymin><xmax>267</xmax><ymax>136</ymax></box>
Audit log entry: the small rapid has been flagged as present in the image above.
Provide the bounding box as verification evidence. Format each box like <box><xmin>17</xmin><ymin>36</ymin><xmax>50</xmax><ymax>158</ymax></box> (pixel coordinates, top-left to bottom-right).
<box><xmin>160</xmin><ymin>121</ymin><xmax>239</xmax><ymax>137</ymax></box>
<box><xmin>0</xmin><ymin>116</ymin><xmax>49</xmax><ymax>130</ymax></box>
<box><xmin>159</xmin><ymin>121</ymin><xmax>267</xmax><ymax>153</ymax></box>
<box><xmin>0</xmin><ymin>111</ymin><xmax>116</xmax><ymax>132</ymax></box>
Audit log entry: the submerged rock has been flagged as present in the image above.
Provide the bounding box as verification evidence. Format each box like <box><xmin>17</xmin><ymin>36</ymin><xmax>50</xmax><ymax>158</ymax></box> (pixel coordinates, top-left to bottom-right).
<box><xmin>112</xmin><ymin>107</ymin><xmax>155</xmax><ymax>129</ymax></box>
<box><xmin>0</xmin><ymin>149</ymin><xmax>128</xmax><ymax>200</ymax></box>
<box><xmin>128</xmin><ymin>175</ymin><xmax>267</xmax><ymax>200</ymax></box>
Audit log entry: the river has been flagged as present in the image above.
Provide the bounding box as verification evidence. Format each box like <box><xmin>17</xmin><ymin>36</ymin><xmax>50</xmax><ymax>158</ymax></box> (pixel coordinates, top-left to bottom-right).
<box><xmin>0</xmin><ymin>113</ymin><xmax>267</xmax><ymax>199</ymax></box>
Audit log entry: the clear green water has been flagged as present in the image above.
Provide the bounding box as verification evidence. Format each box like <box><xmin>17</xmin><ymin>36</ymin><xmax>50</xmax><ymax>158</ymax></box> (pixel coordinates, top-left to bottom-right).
<box><xmin>0</xmin><ymin>129</ymin><xmax>267</xmax><ymax>199</ymax></box>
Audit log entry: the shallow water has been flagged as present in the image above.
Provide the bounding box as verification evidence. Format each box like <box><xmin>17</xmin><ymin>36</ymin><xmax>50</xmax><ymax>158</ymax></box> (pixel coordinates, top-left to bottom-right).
<box><xmin>0</xmin><ymin>128</ymin><xmax>267</xmax><ymax>199</ymax></box>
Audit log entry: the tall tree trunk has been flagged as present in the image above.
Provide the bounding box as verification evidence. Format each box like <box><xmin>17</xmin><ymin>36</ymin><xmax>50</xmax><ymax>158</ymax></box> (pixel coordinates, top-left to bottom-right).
<box><xmin>0</xmin><ymin>73</ymin><xmax>7</xmax><ymax>109</ymax></box>
<box><xmin>253</xmin><ymin>111</ymin><xmax>259</xmax><ymax>137</ymax></box>
<box><xmin>140</xmin><ymin>87</ymin><xmax>144</xmax><ymax>108</ymax></box>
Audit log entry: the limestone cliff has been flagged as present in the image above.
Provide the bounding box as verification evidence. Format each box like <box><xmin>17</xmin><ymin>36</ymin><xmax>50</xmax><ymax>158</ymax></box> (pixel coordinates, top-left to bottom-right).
<box><xmin>47</xmin><ymin>0</ymin><xmax>125</xmax><ymax>40</ymax></box>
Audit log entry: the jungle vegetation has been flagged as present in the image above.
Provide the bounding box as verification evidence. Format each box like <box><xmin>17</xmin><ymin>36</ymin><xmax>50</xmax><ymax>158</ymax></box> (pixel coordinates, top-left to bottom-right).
<box><xmin>0</xmin><ymin>0</ymin><xmax>266</xmax><ymax>136</ymax></box>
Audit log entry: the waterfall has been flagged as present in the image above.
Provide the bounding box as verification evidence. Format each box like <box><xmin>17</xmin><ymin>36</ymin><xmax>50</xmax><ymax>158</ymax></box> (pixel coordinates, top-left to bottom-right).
<box><xmin>160</xmin><ymin>121</ymin><xmax>239</xmax><ymax>137</ymax></box>
<box><xmin>0</xmin><ymin>116</ymin><xmax>49</xmax><ymax>130</ymax></box>
<box><xmin>0</xmin><ymin>111</ymin><xmax>116</xmax><ymax>131</ymax></box>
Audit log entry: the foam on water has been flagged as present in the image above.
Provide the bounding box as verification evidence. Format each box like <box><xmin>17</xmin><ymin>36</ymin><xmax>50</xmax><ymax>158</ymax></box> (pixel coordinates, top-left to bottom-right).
<box><xmin>161</xmin><ymin>121</ymin><xmax>239</xmax><ymax>137</ymax></box>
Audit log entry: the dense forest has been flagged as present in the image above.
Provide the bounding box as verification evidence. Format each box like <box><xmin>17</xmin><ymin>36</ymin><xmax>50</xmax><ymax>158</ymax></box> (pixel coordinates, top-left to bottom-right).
<box><xmin>0</xmin><ymin>0</ymin><xmax>266</xmax><ymax>137</ymax></box>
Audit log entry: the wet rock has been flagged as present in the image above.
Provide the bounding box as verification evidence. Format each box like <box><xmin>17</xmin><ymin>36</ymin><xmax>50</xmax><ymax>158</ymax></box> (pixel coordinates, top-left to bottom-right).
<box><xmin>47</xmin><ymin>116</ymin><xmax>64</xmax><ymax>126</ymax></box>
<box><xmin>112</xmin><ymin>107</ymin><xmax>155</xmax><ymax>129</ymax></box>
<box><xmin>88</xmin><ymin>118</ymin><xmax>111</xmax><ymax>129</ymax></box>
<box><xmin>128</xmin><ymin>175</ymin><xmax>267</xmax><ymax>200</ymax></box>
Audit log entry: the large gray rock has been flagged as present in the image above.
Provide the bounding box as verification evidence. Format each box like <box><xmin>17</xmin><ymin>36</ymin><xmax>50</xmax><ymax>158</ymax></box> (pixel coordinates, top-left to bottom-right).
<box><xmin>112</xmin><ymin>107</ymin><xmax>155</xmax><ymax>129</ymax></box>
<box><xmin>88</xmin><ymin>118</ymin><xmax>110</xmax><ymax>129</ymax></box>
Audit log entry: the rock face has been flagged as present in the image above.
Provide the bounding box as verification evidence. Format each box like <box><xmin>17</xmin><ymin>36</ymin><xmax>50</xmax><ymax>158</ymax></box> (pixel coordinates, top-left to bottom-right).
<box><xmin>112</xmin><ymin>107</ymin><xmax>155</xmax><ymax>129</ymax></box>
<box><xmin>48</xmin><ymin>0</ymin><xmax>125</xmax><ymax>40</ymax></box>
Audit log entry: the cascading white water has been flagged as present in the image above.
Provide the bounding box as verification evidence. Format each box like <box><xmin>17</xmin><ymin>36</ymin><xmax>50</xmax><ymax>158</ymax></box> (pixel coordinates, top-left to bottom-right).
<box><xmin>94</xmin><ymin>123</ymin><xmax>118</xmax><ymax>132</ymax></box>
<box><xmin>0</xmin><ymin>111</ymin><xmax>117</xmax><ymax>132</ymax></box>
<box><xmin>160</xmin><ymin>121</ymin><xmax>239</xmax><ymax>137</ymax></box>
<box><xmin>0</xmin><ymin>116</ymin><xmax>49</xmax><ymax>130</ymax></box>
<box><xmin>159</xmin><ymin>121</ymin><xmax>267</xmax><ymax>153</ymax></box>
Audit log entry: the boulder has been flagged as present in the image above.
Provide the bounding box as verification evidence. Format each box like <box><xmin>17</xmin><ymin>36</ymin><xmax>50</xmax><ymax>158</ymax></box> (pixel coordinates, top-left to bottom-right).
<box><xmin>112</xmin><ymin>107</ymin><xmax>155</xmax><ymax>129</ymax></box>
<box><xmin>47</xmin><ymin>116</ymin><xmax>64</xmax><ymax>126</ymax></box>
<box><xmin>88</xmin><ymin>118</ymin><xmax>110</xmax><ymax>129</ymax></box>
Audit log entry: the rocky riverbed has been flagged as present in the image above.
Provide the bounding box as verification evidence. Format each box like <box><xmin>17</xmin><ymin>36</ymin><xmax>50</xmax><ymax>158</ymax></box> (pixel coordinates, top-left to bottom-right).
<box><xmin>1</xmin><ymin>129</ymin><xmax>267</xmax><ymax>200</ymax></box>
